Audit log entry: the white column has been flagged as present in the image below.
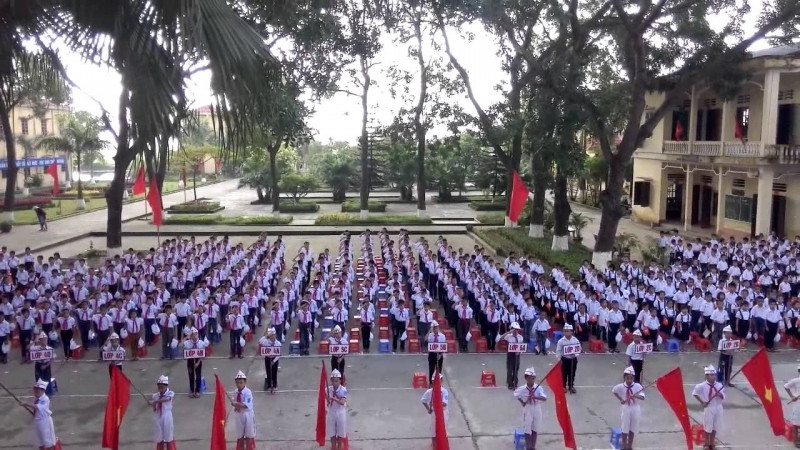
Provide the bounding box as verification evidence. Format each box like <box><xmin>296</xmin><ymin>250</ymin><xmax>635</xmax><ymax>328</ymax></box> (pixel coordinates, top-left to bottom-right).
<box><xmin>683</xmin><ymin>168</ymin><xmax>693</xmax><ymax>231</ymax></box>
<box><xmin>688</xmin><ymin>86</ymin><xmax>698</xmax><ymax>154</ymax></box>
<box><xmin>755</xmin><ymin>167</ymin><xmax>774</xmax><ymax>236</ymax></box>
<box><xmin>715</xmin><ymin>169</ymin><xmax>724</xmax><ymax>233</ymax></box>
<box><xmin>761</xmin><ymin>70</ymin><xmax>781</xmax><ymax>155</ymax></box>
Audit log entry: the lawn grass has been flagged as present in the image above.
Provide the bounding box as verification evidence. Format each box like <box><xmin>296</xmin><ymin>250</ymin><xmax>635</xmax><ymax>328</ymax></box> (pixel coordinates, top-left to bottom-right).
<box><xmin>12</xmin><ymin>197</ymin><xmax>109</xmax><ymax>225</ymax></box>
<box><xmin>473</xmin><ymin>227</ymin><xmax>591</xmax><ymax>272</ymax></box>
<box><xmin>468</xmin><ymin>200</ymin><xmax>508</xmax><ymax>211</ymax></box>
<box><xmin>476</xmin><ymin>213</ymin><xmax>505</xmax><ymax>225</ymax></box>
<box><xmin>163</xmin><ymin>214</ymin><xmax>293</xmax><ymax>225</ymax></box>
<box><xmin>315</xmin><ymin>213</ymin><xmax>432</xmax><ymax>226</ymax></box>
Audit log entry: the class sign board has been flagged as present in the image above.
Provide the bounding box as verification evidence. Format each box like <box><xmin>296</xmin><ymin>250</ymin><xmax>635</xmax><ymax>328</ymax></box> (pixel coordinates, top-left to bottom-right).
<box><xmin>721</xmin><ymin>340</ymin><xmax>740</xmax><ymax>350</ymax></box>
<box><xmin>561</xmin><ymin>344</ymin><xmax>581</xmax><ymax>356</ymax></box>
<box><xmin>507</xmin><ymin>343</ymin><xmax>527</xmax><ymax>353</ymax></box>
<box><xmin>260</xmin><ymin>346</ymin><xmax>282</xmax><ymax>357</ymax></box>
<box><xmin>329</xmin><ymin>344</ymin><xmax>349</xmax><ymax>356</ymax></box>
<box><xmin>428</xmin><ymin>342</ymin><xmax>448</xmax><ymax>353</ymax></box>
<box><xmin>635</xmin><ymin>343</ymin><xmax>654</xmax><ymax>354</ymax></box>
<box><xmin>184</xmin><ymin>348</ymin><xmax>206</xmax><ymax>359</ymax></box>
<box><xmin>103</xmin><ymin>350</ymin><xmax>126</xmax><ymax>361</ymax></box>
<box><xmin>29</xmin><ymin>349</ymin><xmax>54</xmax><ymax>361</ymax></box>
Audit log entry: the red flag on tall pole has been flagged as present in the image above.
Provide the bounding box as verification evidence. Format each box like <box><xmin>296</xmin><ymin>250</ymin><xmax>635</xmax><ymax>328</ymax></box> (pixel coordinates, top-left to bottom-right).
<box><xmin>132</xmin><ymin>167</ymin><xmax>145</xmax><ymax>195</ymax></box>
<box><xmin>543</xmin><ymin>361</ymin><xmax>577</xmax><ymax>449</ymax></box>
<box><xmin>102</xmin><ymin>366</ymin><xmax>131</xmax><ymax>450</ymax></box>
<box><xmin>508</xmin><ymin>170</ymin><xmax>529</xmax><ymax>223</ymax></box>
<box><xmin>673</xmin><ymin>121</ymin><xmax>684</xmax><ymax>141</ymax></box>
<box><xmin>656</xmin><ymin>368</ymin><xmax>693</xmax><ymax>450</ymax></box>
<box><xmin>740</xmin><ymin>348</ymin><xmax>785</xmax><ymax>436</ymax></box>
<box><xmin>45</xmin><ymin>162</ymin><xmax>59</xmax><ymax>194</ymax></box>
<box><xmin>432</xmin><ymin>371</ymin><xmax>450</xmax><ymax>450</ymax></box>
<box><xmin>316</xmin><ymin>362</ymin><xmax>328</xmax><ymax>446</ymax></box>
<box><xmin>210</xmin><ymin>375</ymin><xmax>228</xmax><ymax>450</ymax></box>
<box><xmin>146</xmin><ymin>178</ymin><xmax>163</xmax><ymax>226</ymax></box>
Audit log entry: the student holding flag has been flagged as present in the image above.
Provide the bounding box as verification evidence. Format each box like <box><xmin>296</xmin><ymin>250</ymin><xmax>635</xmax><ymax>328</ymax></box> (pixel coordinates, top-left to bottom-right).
<box><xmin>513</xmin><ymin>367</ymin><xmax>547</xmax><ymax>450</ymax></box>
<box><xmin>421</xmin><ymin>372</ymin><xmax>450</xmax><ymax>448</ymax></box>
<box><xmin>692</xmin><ymin>365</ymin><xmax>725</xmax><ymax>449</ymax></box>
<box><xmin>784</xmin><ymin>365</ymin><xmax>800</xmax><ymax>447</ymax></box>
<box><xmin>327</xmin><ymin>369</ymin><xmax>348</xmax><ymax>450</ymax></box>
<box><xmin>32</xmin><ymin>378</ymin><xmax>58</xmax><ymax>450</ymax></box>
<box><xmin>612</xmin><ymin>366</ymin><xmax>645</xmax><ymax>450</ymax></box>
<box><xmin>148</xmin><ymin>375</ymin><xmax>175</xmax><ymax>450</ymax></box>
<box><xmin>231</xmin><ymin>371</ymin><xmax>256</xmax><ymax>449</ymax></box>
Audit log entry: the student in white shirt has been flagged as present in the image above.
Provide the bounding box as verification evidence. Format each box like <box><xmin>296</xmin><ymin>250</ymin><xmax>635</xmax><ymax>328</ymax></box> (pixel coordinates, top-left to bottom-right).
<box><xmin>514</xmin><ymin>366</ymin><xmax>547</xmax><ymax>450</ymax></box>
<box><xmin>783</xmin><ymin>365</ymin><xmax>800</xmax><ymax>447</ymax></box>
<box><xmin>56</xmin><ymin>309</ymin><xmax>76</xmax><ymax>359</ymax></box>
<box><xmin>0</xmin><ymin>311</ymin><xmax>9</xmax><ymax>364</ymax></box>
<box><xmin>532</xmin><ymin>310</ymin><xmax>550</xmax><ymax>356</ymax></box>
<box><xmin>259</xmin><ymin>327</ymin><xmax>281</xmax><ymax>393</ymax></box>
<box><xmin>149</xmin><ymin>375</ymin><xmax>175</xmax><ymax>450</ymax></box>
<box><xmin>612</xmin><ymin>366</ymin><xmax>645</xmax><ymax>450</ymax></box>
<box><xmin>390</xmin><ymin>299</ymin><xmax>410</xmax><ymax>353</ymax></box>
<box><xmin>421</xmin><ymin>375</ymin><xmax>450</xmax><ymax>445</ymax></box>
<box><xmin>231</xmin><ymin>371</ymin><xmax>256</xmax><ymax>448</ymax></box>
<box><xmin>692</xmin><ymin>365</ymin><xmax>725</xmax><ymax>448</ymax></box>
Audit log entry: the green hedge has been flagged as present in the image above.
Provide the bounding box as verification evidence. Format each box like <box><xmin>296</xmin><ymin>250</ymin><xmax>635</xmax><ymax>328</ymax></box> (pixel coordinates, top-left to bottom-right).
<box><xmin>468</xmin><ymin>200</ymin><xmax>507</xmax><ymax>211</ymax></box>
<box><xmin>163</xmin><ymin>214</ymin><xmax>293</xmax><ymax>225</ymax></box>
<box><xmin>476</xmin><ymin>214</ymin><xmax>505</xmax><ymax>225</ymax></box>
<box><xmin>474</xmin><ymin>228</ymin><xmax>590</xmax><ymax>272</ymax></box>
<box><xmin>341</xmin><ymin>200</ymin><xmax>387</xmax><ymax>212</ymax></box>
<box><xmin>167</xmin><ymin>200</ymin><xmax>222</xmax><ymax>212</ymax></box>
<box><xmin>278</xmin><ymin>202</ymin><xmax>319</xmax><ymax>213</ymax></box>
<box><xmin>315</xmin><ymin>213</ymin><xmax>432</xmax><ymax>225</ymax></box>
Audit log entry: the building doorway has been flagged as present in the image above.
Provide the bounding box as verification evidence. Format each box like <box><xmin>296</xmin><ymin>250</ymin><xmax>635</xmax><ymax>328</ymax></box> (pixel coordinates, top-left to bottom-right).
<box><xmin>665</xmin><ymin>182</ymin><xmax>683</xmax><ymax>221</ymax></box>
<box><xmin>777</xmin><ymin>104</ymin><xmax>794</xmax><ymax>145</ymax></box>
<box><xmin>691</xmin><ymin>184</ymin><xmax>713</xmax><ymax>227</ymax></box>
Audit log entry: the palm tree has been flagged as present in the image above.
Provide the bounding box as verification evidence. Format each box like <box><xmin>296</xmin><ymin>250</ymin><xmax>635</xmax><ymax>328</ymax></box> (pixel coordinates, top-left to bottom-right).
<box><xmin>37</xmin><ymin>111</ymin><xmax>106</xmax><ymax>209</ymax></box>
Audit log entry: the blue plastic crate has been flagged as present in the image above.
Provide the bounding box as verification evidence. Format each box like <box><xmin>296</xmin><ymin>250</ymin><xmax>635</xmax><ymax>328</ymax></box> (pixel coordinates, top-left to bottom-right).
<box><xmin>199</xmin><ymin>377</ymin><xmax>207</xmax><ymax>393</ymax></box>
<box><xmin>552</xmin><ymin>330</ymin><xmax>564</xmax><ymax>342</ymax></box>
<box><xmin>289</xmin><ymin>340</ymin><xmax>300</xmax><ymax>355</ymax></box>
<box><xmin>46</xmin><ymin>378</ymin><xmax>57</xmax><ymax>396</ymax></box>
<box><xmin>323</xmin><ymin>316</ymin><xmax>334</xmax><ymax>329</ymax></box>
<box><xmin>171</xmin><ymin>347</ymin><xmax>179</xmax><ymax>358</ymax></box>
<box><xmin>378</xmin><ymin>339</ymin><xmax>391</xmax><ymax>354</ymax></box>
<box><xmin>513</xmin><ymin>427</ymin><xmax>525</xmax><ymax>450</ymax></box>
<box><xmin>610</xmin><ymin>427</ymin><xmax>622</xmax><ymax>449</ymax></box>
<box><xmin>321</xmin><ymin>328</ymin><xmax>331</xmax><ymax>341</ymax></box>
<box><xmin>528</xmin><ymin>339</ymin><xmax>538</xmax><ymax>353</ymax></box>
<box><xmin>667</xmin><ymin>339</ymin><xmax>681</xmax><ymax>353</ymax></box>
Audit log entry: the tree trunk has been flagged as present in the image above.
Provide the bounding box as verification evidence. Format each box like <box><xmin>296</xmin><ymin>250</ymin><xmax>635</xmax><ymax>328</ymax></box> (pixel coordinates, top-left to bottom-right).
<box><xmin>155</xmin><ymin>135</ymin><xmax>168</xmax><ymax>194</ymax></box>
<box><xmin>413</xmin><ymin>13</ymin><xmax>427</xmax><ymax>217</ymax></box>
<box><xmin>359</xmin><ymin>55</ymin><xmax>371</xmax><ymax>219</ymax></box>
<box><xmin>193</xmin><ymin>168</ymin><xmax>198</xmax><ymax>201</ymax></box>
<box><xmin>593</xmin><ymin>155</ymin><xmax>627</xmax><ymax>267</ymax></box>
<box><xmin>256</xmin><ymin>187</ymin><xmax>264</xmax><ymax>202</ymax></box>
<box><xmin>551</xmin><ymin>171</ymin><xmax>571</xmax><ymax>251</ymax></box>
<box><xmin>0</xmin><ymin>100</ymin><xmax>17</xmax><ymax>221</ymax></box>
<box><xmin>76</xmin><ymin>152</ymin><xmax>83</xmax><ymax>199</ymax></box>
<box><xmin>269</xmin><ymin>144</ymin><xmax>280</xmax><ymax>215</ymax></box>
<box><xmin>106</xmin><ymin>154</ymin><xmax>132</xmax><ymax>248</ymax></box>
<box><xmin>529</xmin><ymin>165</ymin><xmax>547</xmax><ymax>239</ymax></box>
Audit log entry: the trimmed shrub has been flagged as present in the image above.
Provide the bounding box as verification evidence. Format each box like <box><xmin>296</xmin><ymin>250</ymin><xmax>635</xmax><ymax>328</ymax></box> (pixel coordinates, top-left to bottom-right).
<box><xmin>278</xmin><ymin>202</ymin><xmax>319</xmax><ymax>213</ymax></box>
<box><xmin>315</xmin><ymin>213</ymin><xmax>432</xmax><ymax>225</ymax></box>
<box><xmin>341</xmin><ymin>200</ymin><xmax>386</xmax><ymax>212</ymax></box>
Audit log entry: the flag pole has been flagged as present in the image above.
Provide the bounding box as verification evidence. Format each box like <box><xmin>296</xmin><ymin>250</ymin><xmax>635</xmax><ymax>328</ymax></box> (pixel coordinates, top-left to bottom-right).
<box><xmin>118</xmin><ymin>368</ymin><xmax>151</xmax><ymax>404</ymax></box>
<box><xmin>0</xmin><ymin>380</ymin><xmax>35</xmax><ymax>416</ymax></box>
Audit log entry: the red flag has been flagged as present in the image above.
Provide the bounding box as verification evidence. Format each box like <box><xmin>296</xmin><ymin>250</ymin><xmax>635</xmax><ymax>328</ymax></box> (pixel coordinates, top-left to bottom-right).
<box><xmin>102</xmin><ymin>366</ymin><xmax>131</xmax><ymax>450</ymax></box>
<box><xmin>656</xmin><ymin>368</ymin><xmax>693</xmax><ymax>450</ymax></box>
<box><xmin>734</xmin><ymin>119</ymin><xmax>745</xmax><ymax>140</ymax></box>
<box><xmin>132</xmin><ymin>167</ymin><xmax>145</xmax><ymax>195</ymax></box>
<box><xmin>508</xmin><ymin>170</ymin><xmax>529</xmax><ymax>223</ymax></box>
<box><xmin>316</xmin><ymin>362</ymin><xmax>328</xmax><ymax>446</ymax></box>
<box><xmin>543</xmin><ymin>361</ymin><xmax>576</xmax><ymax>449</ymax></box>
<box><xmin>45</xmin><ymin>162</ymin><xmax>59</xmax><ymax>194</ymax></box>
<box><xmin>146</xmin><ymin>179</ymin><xmax>163</xmax><ymax>226</ymax></box>
<box><xmin>673</xmin><ymin>121</ymin><xmax>684</xmax><ymax>141</ymax></box>
<box><xmin>740</xmin><ymin>348</ymin><xmax>785</xmax><ymax>436</ymax></box>
<box><xmin>210</xmin><ymin>375</ymin><xmax>227</xmax><ymax>450</ymax></box>
<box><xmin>432</xmin><ymin>371</ymin><xmax>449</xmax><ymax>450</ymax></box>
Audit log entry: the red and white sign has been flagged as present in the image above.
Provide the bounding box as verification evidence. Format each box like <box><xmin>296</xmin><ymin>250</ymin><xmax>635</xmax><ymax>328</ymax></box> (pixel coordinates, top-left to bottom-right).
<box><xmin>721</xmin><ymin>340</ymin><xmax>740</xmax><ymax>351</ymax></box>
<box><xmin>29</xmin><ymin>349</ymin><xmax>54</xmax><ymax>361</ymax></box>
<box><xmin>184</xmin><ymin>348</ymin><xmax>206</xmax><ymax>359</ymax></box>
<box><xmin>329</xmin><ymin>344</ymin><xmax>349</xmax><ymax>356</ymax></box>
<box><xmin>260</xmin><ymin>346</ymin><xmax>282</xmax><ymax>357</ymax></box>
<box><xmin>562</xmin><ymin>344</ymin><xmax>581</xmax><ymax>356</ymax></box>
<box><xmin>428</xmin><ymin>342</ymin><xmax>448</xmax><ymax>353</ymax></box>
<box><xmin>102</xmin><ymin>350</ymin><xmax>125</xmax><ymax>361</ymax></box>
<box><xmin>635</xmin><ymin>343</ymin><xmax>653</xmax><ymax>354</ymax></box>
<box><xmin>507</xmin><ymin>343</ymin><xmax>527</xmax><ymax>353</ymax></box>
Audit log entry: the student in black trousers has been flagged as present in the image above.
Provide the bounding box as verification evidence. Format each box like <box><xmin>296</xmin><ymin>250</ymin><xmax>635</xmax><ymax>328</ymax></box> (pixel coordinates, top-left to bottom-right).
<box><xmin>426</xmin><ymin>321</ymin><xmax>446</xmax><ymax>382</ymax></box>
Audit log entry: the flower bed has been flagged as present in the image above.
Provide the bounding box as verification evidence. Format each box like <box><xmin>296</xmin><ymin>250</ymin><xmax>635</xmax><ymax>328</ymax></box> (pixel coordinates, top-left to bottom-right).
<box><xmin>163</xmin><ymin>215</ymin><xmax>293</xmax><ymax>225</ymax></box>
<box><xmin>314</xmin><ymin>213</ymin><xmax>432</xmax><ymax>225</ymax></box>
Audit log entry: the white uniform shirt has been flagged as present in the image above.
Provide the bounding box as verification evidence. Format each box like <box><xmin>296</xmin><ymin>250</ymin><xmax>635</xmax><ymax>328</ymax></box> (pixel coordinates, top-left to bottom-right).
<box><xmin>692</xmin><ymin>381</ymin><xmax>725</xmax><ymax>408</ymax></box>
<box><xmin>625</xmin><ymin>342</ymin><xmax>645</xmax><ymax>361</ymax></box>
<box><xmin>556</xmin><ymin>336</ymin><xmax>581</xmax><ymax>359</ymax></box>
<box><xmin>612</xmin><ymin>382</ymin><xmax>645</xmax><ymax>406</ymax></box>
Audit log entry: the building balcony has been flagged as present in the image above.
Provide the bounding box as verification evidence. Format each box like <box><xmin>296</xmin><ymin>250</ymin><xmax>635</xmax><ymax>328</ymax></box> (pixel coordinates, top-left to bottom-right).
<box><xmin>661</xmin><ymin>141</ymin><xmax>800</xmax><ymax>163</ymax></box>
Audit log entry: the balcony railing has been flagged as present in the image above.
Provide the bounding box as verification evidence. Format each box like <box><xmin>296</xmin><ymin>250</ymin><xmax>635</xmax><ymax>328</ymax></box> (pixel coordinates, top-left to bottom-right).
<box><xmin>663</xmin><ymin>141</ymin><xmax>763</xmax><ymax>158</ymax></box>
<box><xmin>766</xmin><ymin>145</ymin><xmax>800</xmax><ymax>164</ymax></box>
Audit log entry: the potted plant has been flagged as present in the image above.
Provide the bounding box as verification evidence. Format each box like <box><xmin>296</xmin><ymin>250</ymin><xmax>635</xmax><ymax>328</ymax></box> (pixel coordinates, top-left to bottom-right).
<box><xmin>569</xmin><ymin>212</ymin><xmax>592</xmax><ymax>243</ymax></box>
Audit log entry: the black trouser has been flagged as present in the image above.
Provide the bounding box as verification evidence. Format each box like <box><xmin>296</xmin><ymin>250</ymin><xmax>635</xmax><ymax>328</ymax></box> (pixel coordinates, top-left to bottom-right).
<box><xmin>265</xmin><ymin>357</ymin><xmax>278</xmax><ymax>389</ymax></box>
<box><xmin>78</xmin><ymin>320</ymin><xmax>91</xmax><ymax>348</ymax></box>
<box><xmin>630</xmin><ymin>358</ymin><xmax>643</xmax><ymax>384</ymax></box>
<box><xmin>457</xmin><ymin>319</ymin><xmax>469</xmax><ymax>352</ymax></box>
<box><xmin>765</xmin><ymin>321</ymin><xmax>779</xmax><ymax>349</ymax></box>
<box><xmin>177</xmin><ymin>316</ymin><xmax>188</xmax><ymax>334</ymax></box>
<box><xmin>274</xmin><ymin>324</ymin><xmax>284</xmax><ymax>343</ymax></box>
<box><xmin>60</xmin><ymin>329</ymin><xmax>73</xmax><ymax>358</ymax></box>
<box><xmin>506</xmin><ymin>352</ymin><xmax>520</xmax><ymax>388</ymax></box>
<box><xmin>144</xmin><ymin>319</ymin><xmax>155</xmax><ymax>345</ymax></box>
<box><xmin>418</xmin><ymin>322</ymin><xmax>430</xmax><ymax>344</ymax></box>
<box><xmin>97</xmin><ymin>330</ymin><xmax>110</xmax><ymax>359</ymax></box>
<box><xmin>608</xmin><ymin>323</ymin><xmax>620</xmax><ymax>351</ymax></box>
<box><xmin>361</xmin><ymin>322</ymin><xmax>372</xmax><ymax>350</ymax></box>
<box><xmin>486</xmin><ymin>322</ymin><xmax>499</xmax><ymax>351</ymax></box>
<box><xmin>428</xmin><ymin>352</ymin><xmax>443</xmax><ymax>382</ymax></box>
<box><xmin>0</xmin><ymin>335</ymin><xmax>6</xmax><ymax>362</ymax></box>
<box><xmin>19</xmin><ymin>330</ymin><xmax>32</xmax><ymax>361</ymax></box>
<box><xmin>331</xmin><ymin>355</ymin><xmax>345</xmax><ymax>375</ymax></box>
<box><xmin>299</xmin><ymin>322</ymin><xmax>311</xmax><ymax>355</ymax></box>
<box><xmin>392</xmin><ymin>321</ymin><xmax>406</xmax><ymax>352</ymax></box>
<box><xmin>718</xmin><ymin>353</ymin><xmax>733</xmax><ymax>385</ymax></box>
<box><xmin>229</xmin><ymin>329</ymin><xmax>243</xmax><ymax>357</ymax></box>
<box><xmin>561</xmin><ymin>357</ymin><xmax>577</xmax><ymax>389</ymax></box>
<box><xmin>161</xmin><ymin>329</ymin><xmax>173</xmax><ymax>359</ymax></box>
<box><xmin>34</xmin><ymin>361</ymin><xmax>51</xmax><ymax>383</ymax></box>
<box><xmin>188</xmin><ymin>359</ymin><xmax>202</xmax><ymax>394</ymax></box>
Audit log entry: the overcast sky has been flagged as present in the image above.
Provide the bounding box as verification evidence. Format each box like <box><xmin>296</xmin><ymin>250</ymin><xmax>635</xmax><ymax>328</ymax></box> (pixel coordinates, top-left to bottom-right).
<box><xmin>59</xmin><ymin>4</ymin><xmax>770</xmax><ymax>154</ymax></box>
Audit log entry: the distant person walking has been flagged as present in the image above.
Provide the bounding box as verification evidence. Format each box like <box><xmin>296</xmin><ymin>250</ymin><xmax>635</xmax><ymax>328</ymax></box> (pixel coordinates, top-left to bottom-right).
<box><xmin>34</xmin><ymin>206</ymin><xmax>47</xmax><ymax>231</ymax></box>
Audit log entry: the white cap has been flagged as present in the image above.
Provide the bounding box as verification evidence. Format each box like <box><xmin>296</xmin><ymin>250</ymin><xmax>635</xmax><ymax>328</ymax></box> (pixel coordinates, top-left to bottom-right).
<box><xmin>34</xmin><ymin>379</ymin><xmax>49</xmax><ymax>390</ymax></box>
<box><xmin>704</xmin><ymin>365</ymin><xmax>716</xmax><ymax>375</ymax></box>
<box><xmin>632</xmin><ymin>329</ymin><xmax>642</xmax><ymax>337</ymax></box>
<box><xmin>510</xmin><ymin>322</ymin><xmax>521</xmax><ymax>330</ymax></box>
<box><xmin>524</xmin><ymin>367</ymin><xmax>536</xmax><ymax>377</ymax></box>
<box><xmin>109</xmin><ymin>332</ymin><xmax>120</xmax><ymax>340</ymax></box>
<box><xmin>157</xmin><ymin>375</ymin><xmax>169</xmax><ymax>385</ymax></box>
<box><xmin>432</xmin><ymin>320</ymin><xmax>439</xmax><ymax>327</ymax></box>
<box><xmin>37</xmin><ymin>331</ymin><xmax>47</xmax><ymax>339</ymax></box>
<box><xmin>722</xmin><ymin>325</ymin><xmax>732</xmax><ymax>333</ymax></box>
<box><xmin>267</xmin><ymin>327</ymin><xmax>276</xmax><ymax>335</ymax></box>
<box><xmin>235</xmin><ymin>370</ymin><xmax>247</xmax><ymax>380</ymax></box>
<box><xmin>190</xmin><ymin>327</ymin><xmax>198</xmax><ymax>334</ymax></box>
<box><xmin>333</xmin><ymin>325</ymin><xmax>342</xmax><ymax>332</ymax></box>
<box><xmin>331</xmin><ymin>369</ymin><xmax>342</xmax><ymax>379</ymax></box>
<box><xmin>563</xmin><ymin>324</ymin><xmax>573</xmax><ymax>331</ymax></box>
<box><xmin>624</xmin><ymin>367</ymin><xmax>635</xmax><ymax>376</ymax></box>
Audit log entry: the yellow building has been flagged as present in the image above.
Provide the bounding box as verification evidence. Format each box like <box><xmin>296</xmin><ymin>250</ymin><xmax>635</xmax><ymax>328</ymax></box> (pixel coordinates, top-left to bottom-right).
<box><xmin>0</xmin><ymin>103</ymin><xmax>71</xmax><ymax>193</ymax></box>
<box><xmin>191</xmin><ymin>105</ymin><xmax>220</xmax><ymax>175</ymax></box>
<box><xmin>631</xmin><ymin>45</ymin><xmax>800</xmax><ymax>238</ymax></box>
